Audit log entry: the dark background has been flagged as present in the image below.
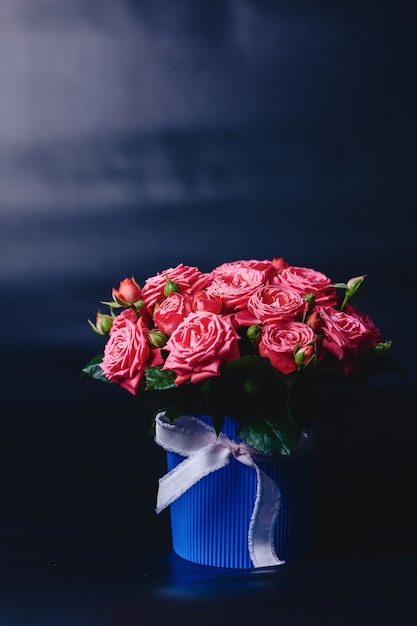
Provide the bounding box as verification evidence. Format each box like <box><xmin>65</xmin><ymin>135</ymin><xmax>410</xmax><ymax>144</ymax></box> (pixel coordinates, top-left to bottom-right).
<box><xmin>1</xmin><ymin>1</ymin><xmax>416</xmax><ymax>624</ymax></box>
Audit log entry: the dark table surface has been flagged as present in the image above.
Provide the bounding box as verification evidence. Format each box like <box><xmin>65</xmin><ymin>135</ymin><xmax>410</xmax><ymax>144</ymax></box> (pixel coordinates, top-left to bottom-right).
<box><xmin>1</xmin><ymin>348</ymin><xmax>416</xmax><ymax>625</ymax></box>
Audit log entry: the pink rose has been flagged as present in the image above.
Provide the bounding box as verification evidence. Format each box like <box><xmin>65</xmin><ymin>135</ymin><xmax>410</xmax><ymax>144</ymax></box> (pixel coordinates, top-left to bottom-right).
<box><xmin>100</xmin><ymin>309</ymin><xmax>163</xmax><ymax>394</ymax></box>
<box><xmin>211</xmin><ymin>259</ymin><xmax>277</xmax><ymax>283</ymax></box>
<box><xmin>317</xmin><ymin>305</ymin><xmax>380</xmax><ymax>373</ymax></box>
<box><xmin>344</xmin><ymin>304</ymin><xmax>382</xmax><ymax>344</ymax></box>
<box><xmin>205</xmin><ymin>266</ymin><xmax>268</xmax><ymax>311</ymax></box>
<box><xmin>192</xmin><ymin>290</ymin><xmax>223</xmax><ymax>314</ymax></box>
<box><xmin>142</xmin><ymin>264</ymin><xmax>210</xmax><ymax>313</ymax></box>
<box><xmin>259</xmin><ymin>321</ymin><xmax>317</xmax><ymax>374</ymax></box>
<box><xmin>274</xmin><ymin>265</ymin><xmax>338</xmax><ymax>306</ymax></box>
<box><xmin>162</xmin><ymin>311</ymin><xmax>240</xmax><ymax>385</ymax></box>
<box><xmin>153</xmin><ymin>292</ymin><xmax>192</xmax><ymax>336</ymax></box>
<box><xmin>112</xmin><ymin>277</ymin><xmax>142</xmax><ymax>306</ymax></box>
<box><xmin>246</xmin><ymin>285</ymin><xmax>308</xmax><ymax>324</ymax></box>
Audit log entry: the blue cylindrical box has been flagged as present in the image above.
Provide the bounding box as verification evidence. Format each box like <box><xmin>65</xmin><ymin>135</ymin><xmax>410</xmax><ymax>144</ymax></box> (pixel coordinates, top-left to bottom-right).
<box><xmin>166</xmin><ymin>416</ymin><xmax>315</xmax><ymax>569</ymax></box>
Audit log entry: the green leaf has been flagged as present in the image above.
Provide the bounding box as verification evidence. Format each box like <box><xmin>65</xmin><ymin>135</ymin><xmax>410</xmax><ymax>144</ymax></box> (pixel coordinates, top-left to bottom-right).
<box><xmin>145</xmin><ymin>366</ymin><xmax>177</xmax><ymax>391</ymax></box>
<box><xmin>265</xmin><ymin>417</ymin><xmax>300</xmax><ymax>456</ymax></box>
<box><xmin>197</xmin><ymin>356</ymin><xmax>293</xmax><ymax>436</ymax></box>
<box><xmin>83</xmin><ymin>353</ymin><xmax>103</xmax><ymax>367</ymax></box>
<box><xmin>100</xmin><ymin>300</ymin><xmax>122</xmax><ymax>308</ymax></box>
<box><xmin>237</xmin><ymin>422</ymin><xmax>276</xmax><ymax>455</ymax></box>
<box><xmin>349</xmin><ymin>352</ymin><xmax>407</xmax><ymax>384</ymax></box>
<box><xmin>81</xmin><ymin>353</ymin><xmax>112</xmax><ymax>383</ymax></box>
<box><xmin>223</xmin><ymin>355</ymin><xmax>292</xmax><ymax>391</ymax></box>
<box><xmin>198</xmin><ymin>378</ymin><xmax>224</xmax><ymax>433</ymax></box>
<box><xmin>163</xmin><ymin>406</ymin><xmax>186</xmax><ymax>422</ymax></box>
<box><xmin>238</xmin><ymin>417</ymin><xmax>300</xmax><ymax>456</ymax></box>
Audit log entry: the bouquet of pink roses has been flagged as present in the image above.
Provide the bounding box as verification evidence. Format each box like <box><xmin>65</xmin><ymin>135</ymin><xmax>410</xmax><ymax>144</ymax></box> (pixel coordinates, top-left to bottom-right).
<box><xmin>82</xmin><ymin>258</ymin><xmax>398</xmax><ymax>455</ymax></box>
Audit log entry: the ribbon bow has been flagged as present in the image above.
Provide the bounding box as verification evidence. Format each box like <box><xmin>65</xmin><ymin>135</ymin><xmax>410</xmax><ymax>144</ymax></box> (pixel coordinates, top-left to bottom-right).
<box><xmin>155</xmin><ymin>413</ymin><xmax>285</xmax><ymax>568</ymax></box>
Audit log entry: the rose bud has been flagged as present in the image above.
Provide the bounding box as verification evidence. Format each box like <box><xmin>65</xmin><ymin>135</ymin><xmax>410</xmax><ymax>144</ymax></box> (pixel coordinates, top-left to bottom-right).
<box><xmin>164</xmin><ymin>276</ymin><xmax>180</xmax><ymax>297</ymax></box>
<box><xmin>340</xmin><ymin>275</ymin><xmax>366</xmax><ymax>310</ymax></box>
<box><xmin>346</xmin><ymin>275</ymin><xmax>366</xmax><ymax>295</ymax></box>
<box><xmin>302</xmin><ymin>292</ymin><xmax>316</xmax><ymax>311</ymax></box>
<box><xmin>112</xmin><ymin>277</ymin><xmax>142</xmax><ymax>307</ymax></box>
<box><xmin>88</xmin><ymin>311</ymin><xmax>114</xmax><ymax>336</ymax></box>
<box><xmin>271</xmin><ymin>257</ymin><xmax>289</xmax><ymax>273</ymax></box>
<box><xmin>294</xmin><ymin>344</ymin><xmax>315</xmax><ymax>368</ymax></box>
<box><xmin>147</xmin><ymin>330</ymin><xmax>168</xmax><ymax>349</ymax></box>
<box><xmin>192</xmin><ymin>290</ymin><xmax>223</xmax><ymax>314</ymax></box>
<box><xmin>305</xmin><ymin>310</ymin><xmax>322</xmax><ymax>333</ymax></box>
<box><xmin>247</xmin><ymin>324</ymin><xmax>263</xmax><ymax>344</ymax></box>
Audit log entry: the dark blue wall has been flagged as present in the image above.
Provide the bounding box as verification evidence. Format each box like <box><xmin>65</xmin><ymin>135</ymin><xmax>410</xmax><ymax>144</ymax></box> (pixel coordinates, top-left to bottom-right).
<box><xmin>2</xmin><ymin>1</ymin><xmax>415</xmax><ymax>389</ymax></box>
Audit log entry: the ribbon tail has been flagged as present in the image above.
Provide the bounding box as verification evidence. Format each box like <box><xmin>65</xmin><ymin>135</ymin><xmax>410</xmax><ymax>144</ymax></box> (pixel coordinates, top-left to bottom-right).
<box><xmin>248</xmin><ymin>465</ymin><xmax>285</xmax><ymax>567</ymax></box>
<box><xmin>156</xmin><ymin>444</ymin><xmax>231</xmax><ymax>514</ymax></box>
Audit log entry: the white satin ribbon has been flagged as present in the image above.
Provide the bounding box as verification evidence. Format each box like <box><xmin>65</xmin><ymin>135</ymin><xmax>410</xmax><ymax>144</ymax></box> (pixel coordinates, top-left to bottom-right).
<box><xmin>154</xmin><ymin>413</ymin><xmax>285</xmax><ymax>568</ymax></box>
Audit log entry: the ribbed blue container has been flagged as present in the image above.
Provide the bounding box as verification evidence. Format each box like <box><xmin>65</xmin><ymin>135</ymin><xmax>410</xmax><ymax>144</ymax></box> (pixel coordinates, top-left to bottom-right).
<box><xmin>166</xmin><ymin>416</ymin><xmax>315</xmax><ymax>569</ymax></box>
